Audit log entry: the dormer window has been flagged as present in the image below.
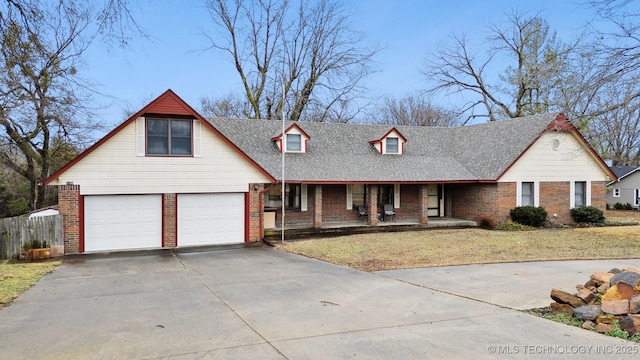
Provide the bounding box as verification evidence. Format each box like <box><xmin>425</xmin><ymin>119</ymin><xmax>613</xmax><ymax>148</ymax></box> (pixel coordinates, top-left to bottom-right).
<box><xmin>272</xmin><ymin>123</ymin><xmax>310</xmax><ymax>153</ymax></box>
<box><xmin>386</xmin><ymin>137</ymin><xmax>399</xmax><ymax>154</ymax></box>
<box><xmin>369</xmin><ymin>127</ymin><xmax>407</xmax><ymax>155</ymax></box>
<box><xmin>286</xmin><ymin>134</ymin><xmax>302</xmax><ymax>152</ymax></box>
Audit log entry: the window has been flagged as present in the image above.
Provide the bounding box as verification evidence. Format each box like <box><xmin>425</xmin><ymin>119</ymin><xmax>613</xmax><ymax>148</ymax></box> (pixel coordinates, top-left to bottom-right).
<box><xmin>521</xmin><ymin>182</ymin><xmax>534</xmax><ymax>206</ymax></box>
<box><xmin>613</xmin><ymin>188</ymin><xmax>620</xmax><ymax>198</ymax></box>
<box><xmin>378</xmin><ymin>185</ymin><xmax>394</xmax><ymax>206</ymax></box>
<box><xmin>147</xmin><ymin>118</ymin><xmax>192</xmax><ymax>156</ymax></box>
<box><xmin>635</xmin><ymin>189</ymin><xmax>640</xmax><ymax>207</ymax></box>
<box><xmin>575</xmin><ymin>181</ymin><xmax>586</xmax><ymax>207</ymax></box>
<box><xmin>265</xmin><ymin>185</ymin><xmax>301</xmax><ymax>210</ymax></box>
<box><xmin>286</xmin><ymin>134</ymin><xmax>302</xmax><ymax>152</ymax></box>
<box><xmin>386</xmin><ymin>137</ymin><xmax>399</xmax><ymax>154</ymax></box>
<box><xmin>351</xmin><ymin>184</ymin><xmax>367</xmax><ymax>208</ymax></box>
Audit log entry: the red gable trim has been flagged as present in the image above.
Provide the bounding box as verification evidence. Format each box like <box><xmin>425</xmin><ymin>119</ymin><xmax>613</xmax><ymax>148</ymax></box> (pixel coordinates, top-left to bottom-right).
<box><xmin>496</xmin><ymin>113</ymin><xmax>617</xmax><ymax>181</ymax></box>
<box><xmin>270</xmin><ymin>123</ymin><xmax>312</xmax><ymax>141</ymax></box>
<box><xmin>45</xmin><ymin>89</ymin><xmax>275</xmax><ymax>185</ymax></box>
<box><xmin>368</xmin><ymin>127</ymin><xmax>408</xmax><ymax>144</ymax></box>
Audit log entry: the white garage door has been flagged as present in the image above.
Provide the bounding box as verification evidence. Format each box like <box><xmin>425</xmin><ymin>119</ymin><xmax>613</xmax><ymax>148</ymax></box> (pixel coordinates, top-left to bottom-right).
<box><xmin>177</xmin><ymin>193</ymin><xmax>245</xmax><ymax>246</ymax></box>
<box><xmin>84</xmin><ymin>195</ymin><xmax>162</xmax><ymax>252</ymax></box>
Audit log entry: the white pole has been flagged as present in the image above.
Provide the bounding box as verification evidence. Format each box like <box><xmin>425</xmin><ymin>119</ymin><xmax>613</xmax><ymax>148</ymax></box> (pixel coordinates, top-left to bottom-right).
<box><xmin>281</xmin><ymin>83</ymin><xmax>286</xmax><ymax>243</ymax></box>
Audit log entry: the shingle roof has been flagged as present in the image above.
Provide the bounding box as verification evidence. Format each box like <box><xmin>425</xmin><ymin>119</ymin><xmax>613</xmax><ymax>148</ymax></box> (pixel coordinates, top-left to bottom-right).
<box><xmin>609</xmin><ymin>166</ymin><xmax>639</xmax><ymax>180</ymax></box>
<box><xmin>207</xmin><ymin>113</ymin><xmax>560</xmax><ymax>183</ymax></box>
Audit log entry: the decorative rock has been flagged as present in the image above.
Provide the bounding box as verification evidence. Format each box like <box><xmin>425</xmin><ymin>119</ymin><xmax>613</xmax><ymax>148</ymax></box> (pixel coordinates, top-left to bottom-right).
<box><xmin>609</xmin><ymin>268</ymin><xmax>623</xmax><ymax>274</ymax></box>
<box><xmin>596</xmin><ymin>282</ymin><xmax>610</xmax><ymax>294</ymax></box>
<box><xmin>600</xmin><ymin>299</ymin><xmax>630</xmax><ymax>315</ymax></box>
<box><xmin>577</xmin><ymin>287</ymin><xmax>598</xmax><ymax>304</ymax></box>
<box><xmin>573</xmin><ymin>305</ymin><xmax>602</xmax><ymax>320</ymax></box>
<box><xmin>582</xmin><ymin>320</ymin><xmax>596</xmax><ymax>330</ymax></box>
<box><xmin>619</xmin><ymin>315</ymin><xmax>640</xmax><ymax>336</ymax></box>
<box><xmin>610</xmin><ymin>271</ymin><xmax>640</xmax><ymax>288</ymax></box>
<box><xmin>595</xmin><ymin>323</ymin><xmax>614</xmax><ymax>333</ymax></box>
<box><xmin>630</xmin><ymin>294</ymin><xmax>640</xmax><ymax>314</ymax></box>
<box><xmin>550</xmin><ymin>302</ymin><xmax>574</xmax><ymax>314</ymax></box>
<box><xmin>626</xmin><ymin>267</ymin><xmax>640</xmax><ymax>275</ymax></box>
<box><xmin>596</xmin><ymin>315</ymin><xmax>620</xmax><ymax>324</ymax></box>
<box><xmin>602</xmin><ymin>282</ymin><xmax>639</xmax><ymax>302</ymax></box>
<box><xmin>591</xmin><ymin>272</ymin><xmax>614</xmax><ymax>285</ymax></box>
<box><xmin>551</xmin><ymin>288</ymin><xmax>586</xmax><ymax>308</ymax></box>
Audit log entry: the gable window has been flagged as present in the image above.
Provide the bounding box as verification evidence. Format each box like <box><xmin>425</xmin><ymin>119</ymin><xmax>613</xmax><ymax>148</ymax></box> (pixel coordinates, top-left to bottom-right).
<box><xmin>147</xmin><ymin>118</ymin><xmax>192</xmax><ymax>156</ymax></box>
<box><xmin>286</xmin><ymin>134</ymin><xmax>302</xmax><ymax>152</ymax></box>
<box><xmin>575</xmin><ymin>181</ymin><xmax>586</xmax><ymax>207</ymax></box>
<box><xmin>386</xmin><ymin>137</ymin><xmax>399</xmax><ymax>154</ymax></box>
<box><xmin>521</xmin><ymin>182</ymin><xmax>534</xmax><ymax>206</ymax></box>
<box><xmin>613</xmin><ymin>188</ymin><xmax>620</xmax><ymax>198</ymax></box>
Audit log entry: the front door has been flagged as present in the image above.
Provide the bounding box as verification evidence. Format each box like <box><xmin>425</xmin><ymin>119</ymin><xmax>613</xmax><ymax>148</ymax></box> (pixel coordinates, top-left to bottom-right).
<box><xmin>427</xmin><ymin>184</ymin><xmax>443</xmax><ymax>217</ymax></box>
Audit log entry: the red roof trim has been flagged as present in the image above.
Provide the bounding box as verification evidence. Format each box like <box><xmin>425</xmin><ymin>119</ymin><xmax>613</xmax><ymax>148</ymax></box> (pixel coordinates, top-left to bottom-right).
<box><xmin>368</xmin><ymin>127</ymin><xmax>408</xmax><ymax>144</ymax></box>
<box><xmin>496</xmin><ymin>113</ymin><xmax>617</xmax><ymax>181</ymax></box>
<box><xmin>270</xmin><ymin>123</ymin><xmax>311</xmax><ymax>141</ymax></box>
<box><xmin>45</xmin><ymin>89</ymin><xmax>275</xmax><ymax>185</ymax></box>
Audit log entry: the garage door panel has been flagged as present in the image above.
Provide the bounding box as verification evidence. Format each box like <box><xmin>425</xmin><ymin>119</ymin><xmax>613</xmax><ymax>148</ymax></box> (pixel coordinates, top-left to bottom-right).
<box><xmin>84</xmin><ymin>195</ymin><xmax>162</xmax><ymax>252</ymax></box>
<box><xmin>178</xmin><ymin>193</ymin><xmax>244</xmax><ymax>246</ymax></box>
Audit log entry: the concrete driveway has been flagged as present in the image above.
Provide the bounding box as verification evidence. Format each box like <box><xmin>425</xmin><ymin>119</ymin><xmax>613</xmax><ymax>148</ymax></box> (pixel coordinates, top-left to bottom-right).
<box><xmin>1</xmin><ymin>246</ymin><xmax>638</xmax><ymax>359</ymax></box>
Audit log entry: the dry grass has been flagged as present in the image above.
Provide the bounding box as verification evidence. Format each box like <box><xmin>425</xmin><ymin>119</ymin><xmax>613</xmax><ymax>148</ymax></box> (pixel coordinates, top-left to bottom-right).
<box><xmin>277</xmin><ymin>210</ymin><xmax>640</xmax><ymax>272</ymax></box>
<box><xmin>0</xmin><ymin>259</ymin><xmax>61</xmax><ymax>308</ymax></box>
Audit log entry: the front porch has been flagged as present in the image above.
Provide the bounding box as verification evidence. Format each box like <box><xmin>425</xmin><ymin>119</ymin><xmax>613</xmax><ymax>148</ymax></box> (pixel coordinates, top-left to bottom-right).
<box><xmin>263</xmin><ymin>217</ymin><xmax>477</xmax><ymax>242</ymax></box>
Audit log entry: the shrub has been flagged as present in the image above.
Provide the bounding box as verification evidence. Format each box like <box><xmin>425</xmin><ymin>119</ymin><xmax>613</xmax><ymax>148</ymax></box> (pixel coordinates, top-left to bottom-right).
<box><xmin>613</xmin><ymin>202</ymin><xmax>624</xmax><ymax>210</ymax></box>
<box><xmin>624</xmin><ymin>203</ymin><xmax>633</xmax><ymax>210</ymax></box>
<box><xmin>496</xmin><ymin>221</ymin><xmax>533</xmax><ymax>231</ymax></box>
<box><xmin>476</xmin><ymin>214</ymin><xmax>497</xmax><ymax>229</ymax></box>
<box><xmin>509</xmin><ymin>206</ymin><xmax>547</xmax><ymax>227</ymax></box>
<box><xmin>570</xmin><ymin>206</ymin><xmax>604</xmax><ymax>224</ymax></box>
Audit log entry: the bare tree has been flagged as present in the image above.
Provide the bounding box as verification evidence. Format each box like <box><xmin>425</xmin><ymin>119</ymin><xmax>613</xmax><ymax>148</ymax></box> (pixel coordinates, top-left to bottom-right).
<box><xmin>200</xmin><ymin>92</ymin><xmax>252</xmax><ymax>118</ymax></box>
<box><xmin>371</xmin><ymin>93</ymin><xmax>462</xmax><ymax>127</ymax></box>
<box><xmin>202</xmin><ymin>0</ymin><xmax>378</xmax><ymax>122</ymax></box>
<box><xmin>0</xmin><ymin>0</ymin><xmax>145</xmax><ymax>211</ymax></box>
<box><xmin>423</xmin><ymin>12</ymin><xmax>578</xmax><ymax>123</ymax></box>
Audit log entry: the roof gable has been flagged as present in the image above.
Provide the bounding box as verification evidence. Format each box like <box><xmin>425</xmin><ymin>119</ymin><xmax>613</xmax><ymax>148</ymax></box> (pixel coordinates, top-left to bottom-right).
<box><xmin>45</xmin><ymin>89</ymin><xmax>274</xmax><ymax>185</ymax></box>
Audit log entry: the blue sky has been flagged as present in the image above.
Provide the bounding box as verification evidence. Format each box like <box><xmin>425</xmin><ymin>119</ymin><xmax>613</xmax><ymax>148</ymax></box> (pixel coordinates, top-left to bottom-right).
<box><xmin>83</xmin><ymin>0</ymin><xmax>603</xmax><ymax>130</ymax></box>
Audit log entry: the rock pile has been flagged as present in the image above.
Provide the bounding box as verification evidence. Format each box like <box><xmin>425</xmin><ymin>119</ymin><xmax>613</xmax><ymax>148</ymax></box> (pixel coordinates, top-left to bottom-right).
<box><xmin>549</xmin><ymin>267</ymin><xmax>640</xmax><ymax>336</ymax></box>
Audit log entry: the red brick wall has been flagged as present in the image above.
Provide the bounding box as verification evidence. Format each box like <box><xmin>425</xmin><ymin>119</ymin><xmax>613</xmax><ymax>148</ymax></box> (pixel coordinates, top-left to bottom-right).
<box><xmin>322</xmin><ymin>185</ymin><xmax>357</xmax><ymax>222</ymax></box>
<box><xmin>450</xmin><ymin>183</ymin><xmax>498</xmax><ymax>223</ymax></box>
<box><xmin>497</xmin><ymin>182</ymin><xmax>516</xmax><ymax>223</ymax></box>
<box><xmin>591</xmin><ymin>181</ymin><xmax>607</xmax><ymax>212</ymax></box>
<box><xmin>397</xmin><ymin>185</ymin><xmax>420</xmax><ymax>221</ymax></box>
<box><xmin>57</xmin><ymin>185</ymin><xmax>80</xmax><ymax>254</ymax></box>
<box><xmin>248</xmin><ymin>184</ymin><xmax>261</xmax><ymax>242</ymax></box>
<box><xmin>163</xmin><ymin>194</ymin><xmax>177</xmax><ymax>247</ymax></box>
<box><xmin>539</xmin><ymin>181</ymin><xmax>570</xmax><ymax>224</ymax></box>
<box><xmin>314</xmin><ymin>185</ymin><xmax>322</xmax><ymax>228</ymax></box>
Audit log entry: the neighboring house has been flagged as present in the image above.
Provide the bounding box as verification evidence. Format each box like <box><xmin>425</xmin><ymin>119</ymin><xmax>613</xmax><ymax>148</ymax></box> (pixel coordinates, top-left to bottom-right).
<box><xmin>607</xmin><ymin>166</ymin><xmax>640</xmax><ymax>209</ymax></box>
<box><xmin>45</xmin><ymin>90</ymin><xmax>615</xmax><ymax>254</ymax></box>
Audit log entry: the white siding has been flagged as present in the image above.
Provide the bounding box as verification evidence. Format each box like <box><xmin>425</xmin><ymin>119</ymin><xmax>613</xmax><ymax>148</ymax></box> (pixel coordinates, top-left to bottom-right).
<box><xmin>49</xmin><ymin>120</ymin><xmax>271</xmax><ymax>195</ymax></box>
<box><xmin>499</xmin><ymin>132</ymin><xmax>611</xmax><ymax>183</ymax></box>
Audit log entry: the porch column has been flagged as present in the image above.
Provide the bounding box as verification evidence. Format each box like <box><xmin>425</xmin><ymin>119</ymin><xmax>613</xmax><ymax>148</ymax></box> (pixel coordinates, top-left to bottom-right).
<box><xmin>368</xmin><ymin>185</ymin><xmax>378</xmax><ymax>226</ymax></box>
<box><xmin>314</xmin><ymin>185</ymin><xmax>322</xmax><ymax>228</ymax></box>
<box><xmin>419</xmin><ymin>185</ymin><xmax>429</xmax><ymax>225</ymax></box>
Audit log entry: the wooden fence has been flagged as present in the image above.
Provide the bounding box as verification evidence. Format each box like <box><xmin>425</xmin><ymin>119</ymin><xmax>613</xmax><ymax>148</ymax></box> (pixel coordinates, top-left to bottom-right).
<box><xmin>0</xmin><ymin>215</ymin><xmax>63</xmax><ymax>259</ymax></box>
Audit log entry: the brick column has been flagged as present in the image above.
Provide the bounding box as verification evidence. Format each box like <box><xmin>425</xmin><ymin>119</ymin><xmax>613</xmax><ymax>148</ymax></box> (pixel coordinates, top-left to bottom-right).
<box><xmin>163</xmin><ymin>194</ymin><xmax>177</xmax><ymax>248</ymax></box>
<box><xmin>419</xmin><ymin>185</ymin><xmax>429</xmax><ymax>224</ymax></box>
<box><xmin>58</xmin><ymin>184</ymin><xmax>80</xmax><ymax>254</ymax></box>
<box><xmin>368</xmin><ymin>184</ymin><xmax>378</xmax><ymax>226</ymax></box>
<box><xmin>248</xmin><ymin>184</ymin><xmax>262</xmax><ymax>242</ymax></box>
<box><xmin>313</xmin><ymin>185</ymin><xmax>323</xmax><ymax>228</ymax></box>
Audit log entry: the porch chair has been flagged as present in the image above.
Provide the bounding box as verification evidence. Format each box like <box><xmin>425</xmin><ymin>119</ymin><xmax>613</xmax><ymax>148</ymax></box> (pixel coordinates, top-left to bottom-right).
<box><xmin>357</xmin><ymin>205</ymin><xmax>368</xmax><ymax>222</ymax></box>
<box><xmin>383</xmin><ymin>204</ymin><xmax>396</xmax><ymax>222</ymax></box>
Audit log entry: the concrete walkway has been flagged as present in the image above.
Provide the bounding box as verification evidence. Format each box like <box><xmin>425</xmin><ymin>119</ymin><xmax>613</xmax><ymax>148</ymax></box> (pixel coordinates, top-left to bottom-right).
<box><xmin>1</xmin><ymin>247</ymin><xmax>639</xmax><ymax>359</ymax></box>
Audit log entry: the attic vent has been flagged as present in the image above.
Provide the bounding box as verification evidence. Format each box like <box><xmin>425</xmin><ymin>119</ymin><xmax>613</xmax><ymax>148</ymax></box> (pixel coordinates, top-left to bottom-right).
<box><xmin>552</xmin><ymin>138</ymin><xmax>560</xmax><ymax>150</ymax></box>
